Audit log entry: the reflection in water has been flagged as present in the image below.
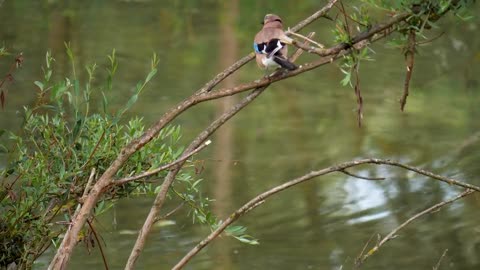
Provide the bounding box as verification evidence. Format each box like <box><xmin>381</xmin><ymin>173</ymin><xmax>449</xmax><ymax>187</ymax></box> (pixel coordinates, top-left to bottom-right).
<box><xmin>0</xmin><ymin>1</ymin><xmax>480</xmax><ymax>269</ymax></box>
<box><xmin>211</xmin><ymin>0</ymin><xmax>238</xmax><ymax>269</ymax></box>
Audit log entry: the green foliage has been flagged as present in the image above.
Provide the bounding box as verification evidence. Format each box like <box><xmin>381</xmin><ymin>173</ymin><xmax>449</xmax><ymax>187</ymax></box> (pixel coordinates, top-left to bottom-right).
<box><xmin>0</xmin><ymin>46</ymin><xmax>181</xmax><ymax>267</ymax></box>
<box><xmin>335</xmin><ymin>0</ymin><xmax>475</xmax><ymax>87</ymax></box>
<box><xmin>171</xmin><ymin>173</ymin><xmax>259</xmax><ymax>245</ymax></box>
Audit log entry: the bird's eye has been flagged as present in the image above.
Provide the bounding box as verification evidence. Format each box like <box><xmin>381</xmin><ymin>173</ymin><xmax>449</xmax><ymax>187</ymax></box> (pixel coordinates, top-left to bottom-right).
<box><xmin>261</xmin><ymin>21</ymin><xmax>264</xmax><ymax>25</ymax></box>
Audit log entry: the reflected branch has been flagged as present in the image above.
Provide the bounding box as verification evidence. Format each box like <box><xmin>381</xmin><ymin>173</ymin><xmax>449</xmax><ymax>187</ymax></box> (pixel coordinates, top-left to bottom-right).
<box><xmin>433</xmin><ymin>249</ymin><xmax>449</xmax><ymax>270</ymax></box>
<box><xmin>340</xmin><ymin>169</ymin><xmax>385</xmax><ymax>181</ymax></box>
<box><xmin>173</xmin><ymin>159</ymin><xmax>479</xmax><ymax>269</ymax></box>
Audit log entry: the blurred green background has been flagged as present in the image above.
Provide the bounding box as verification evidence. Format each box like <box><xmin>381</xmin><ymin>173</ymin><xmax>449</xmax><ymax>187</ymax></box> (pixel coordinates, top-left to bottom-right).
<box><xmin>1</xmin><ymin>0</ymin><xmax>480</xmax><ymax>269</ymax></box>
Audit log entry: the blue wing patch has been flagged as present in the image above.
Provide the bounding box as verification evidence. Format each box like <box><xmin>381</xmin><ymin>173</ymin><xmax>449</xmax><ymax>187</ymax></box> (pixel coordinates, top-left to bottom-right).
<box><xmin>254</xmin><ymin>43</ymin><xmax>265</xmax><ymax>54</ymax></box>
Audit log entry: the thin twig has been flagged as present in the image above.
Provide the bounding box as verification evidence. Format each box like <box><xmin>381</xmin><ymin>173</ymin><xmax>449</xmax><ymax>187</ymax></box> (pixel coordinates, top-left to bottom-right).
<box><xmin>355</xmin><ymin>233</ymin><xmax>377</xmax><ymax>263</ymax></box>
<box><xmin>290</xmin><ymin>32</ymin><xmax>316</xmax><ymax>61</ymax></box>
<box><xmin>286</xmin><ymin>31</ymin><xmax>324</xmax><ymax>48</ymax></box>
<box><xmin>86</xmin><ymin>219</ymin><xmax>109</xmax><ymax>270</ymax></box>
<box><xmin>353</xmin><ymin>61</ymin><xmax>363</xmax><ymax>127</ymax></box>
<box><xmin>400</xmin><ymin>29</ymin><xmax>416</xmax><ymax>111</ymax></box>
<box><xmin>155</xmin><ymin>202</ymin><xmax>185</xmax><ymax>223</ymax></box>
<box><xmin>356</xmin><ymin>190</ymin><xmax>473</xmax><ymax>267</ymax></box>
<box><xmin>416</xmin><ymin>32</ymin><xmax>445</xmax><ymax>46</ymax></box>
<box><xmin>172</xmin><ymin>160</ymin><xmax>479</xmax><ymax>269</ymax></box>
<box><xmin>433</xmin><ymin>249</ymin><xmax>448</xmax><ymax>270</ymax></box>
<box><xmin>113</xmin><ymin>140</ymin><xmax>211</xmax><ymax>186</ymax></box>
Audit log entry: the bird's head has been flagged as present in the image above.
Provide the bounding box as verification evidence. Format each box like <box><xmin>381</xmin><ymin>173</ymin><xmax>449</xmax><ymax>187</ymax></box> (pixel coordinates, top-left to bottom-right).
<box><xmin>262</xmin><ymin>14</ymin><xmax>283</xmax><ymax>28</ymax></box>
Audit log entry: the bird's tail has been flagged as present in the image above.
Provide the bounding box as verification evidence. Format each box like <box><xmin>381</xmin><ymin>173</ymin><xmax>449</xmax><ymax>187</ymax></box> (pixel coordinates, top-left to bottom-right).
<box><xmin>273</xmin><ymin>56</ymin><xmax>298</xmax><ymax>70</ymax></box>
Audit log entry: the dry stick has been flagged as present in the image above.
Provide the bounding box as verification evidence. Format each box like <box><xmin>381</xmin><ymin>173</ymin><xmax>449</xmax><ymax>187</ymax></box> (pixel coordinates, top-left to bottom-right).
<box><xmin>353</xmin><ymin>62</ymin><xmax>363</xmax><ymax>127</ymax></box>
<box><xmin>355</xmin><ymin>189</ymin><xmax>474</xmax><ymax>267</ymax></box>
<box><xmin>433</xmin><ymin>249</ymin><xmax>448</xmax><ymax>270</ymax></box>
<box><xmin>126</xmin><ymin>32</ymin><xmax>316</xmax><ymax>269</ymax></box>
<box><xmin>49</xmin><ymin>3</ymin><xmax>339</xmax><ymax>268</ymax></box>
<box><xmin>286</xmin><ymin>31</ymin><xmax>325</xmax><ymax>48</ymax></box>
<box><xmin>400</xmin><ymin>29</ymin><xmax>416</xmax><ymax>111</ymax></box>
<box><xmin>172</xmin><ymin>159</ymin><xmax>479</xmax><ymax>270</ymax></box>
<box><xmin>113</xmin><ymin>140</ymin><xmax>212</xmax><ymax>186</ymax></box>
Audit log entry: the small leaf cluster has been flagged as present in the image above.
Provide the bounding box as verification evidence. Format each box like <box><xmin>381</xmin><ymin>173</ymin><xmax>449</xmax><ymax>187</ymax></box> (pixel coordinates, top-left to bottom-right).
<box><xmin>172</xmin><ymin>172</ymin><xmax>259</xmax><ymax>245</ymax></box>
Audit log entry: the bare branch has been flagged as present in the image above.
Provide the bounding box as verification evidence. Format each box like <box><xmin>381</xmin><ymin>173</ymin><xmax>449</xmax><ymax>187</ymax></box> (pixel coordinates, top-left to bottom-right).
<box><xmin>353</xmin><ymin>61</ymin><xmax>363</xmax><ymax>127</ymax></box>
<box><xmin>113</xmin><ymin>140</ymin><xmax>211</xmax><ymax>186</ymax></box>
<box><xmin>286</xmin><ymin>31</ymin><xmax>324</xmax><ymax>48</ymax></box>
<box><xmin>155</xmin><ymin>202</ymin><xmax>185</xmax><ymax>223</ymax></box>
<box><xmin>86</xmin><ymin>219</ymin><xmax>109</xmax><ymax>270</ymax></box>
<box><xmin>355</xmin><ymin>190</ymin><xmax>473</xmax><ymax>267</ymax></box>
<box><xmin>173</xmin><ymin>160</ymin><xmax>479</xmax><ymax>269</ymax></box>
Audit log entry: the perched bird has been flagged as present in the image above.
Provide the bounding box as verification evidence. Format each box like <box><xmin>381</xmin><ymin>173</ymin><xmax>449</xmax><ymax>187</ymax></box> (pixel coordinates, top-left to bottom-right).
<box><xmin>253</xmin><ymin>14</ymin><xmax>297</xmax><ymax>71</ymax></box>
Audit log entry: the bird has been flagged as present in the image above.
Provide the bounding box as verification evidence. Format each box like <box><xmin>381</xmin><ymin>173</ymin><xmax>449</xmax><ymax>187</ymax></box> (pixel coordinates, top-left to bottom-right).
<box><xmin>253</xmin><ymin>14</ymin><xmax>297</xmax><ymax>71</ymax></box>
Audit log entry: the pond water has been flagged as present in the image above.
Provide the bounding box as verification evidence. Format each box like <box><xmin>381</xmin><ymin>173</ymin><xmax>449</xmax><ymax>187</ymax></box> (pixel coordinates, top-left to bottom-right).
<box><xmin>1</xmin><ymin>1</ymin><xmax>480</xmax><ymax>269</ymax></box>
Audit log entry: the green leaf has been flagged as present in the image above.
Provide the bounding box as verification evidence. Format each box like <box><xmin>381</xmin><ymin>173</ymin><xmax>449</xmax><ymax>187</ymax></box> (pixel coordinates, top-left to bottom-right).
<box><xmin>126</xmin><ymin>94</ymin><xmax>138</xmax><ymax>110</ymax></box>
<box><xmin>145</xmin><ymin>68</ymin><xmax>157</xmax><ymax>83</ymax></box>
<box><xmin>341</xmin><ymin>71</ymin><xmax>352</xmax><ymax>86</ymax></box>
<box><xmin>0</xmin><ymin>144</ymin><xmax>8</xmax><ymax>153</ymax></box>
<box><xmin>70</xmin><ymin>118</ymin><xmax>83</xmax><ymax>143</ymax></box>
<box><xmin>233</xmin><ymin>235</ymin><xmax>259</xmax><ymax>245</ymax></box>
<box><xmin>73</xmin><ymin>79</ymin><xmax>80</xmax><ymax>99</ymax></box>
<box><xmin>34</xmin><ymin>81</ymin><xmax>44</xmax><ymax>91</ymax></box>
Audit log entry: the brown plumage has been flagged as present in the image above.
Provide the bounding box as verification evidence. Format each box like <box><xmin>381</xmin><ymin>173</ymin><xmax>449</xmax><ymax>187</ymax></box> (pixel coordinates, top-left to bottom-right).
<box><xmin>254</xmin><ymin>14</ymin><xmax>296</xmax><ymax>70</ymax></box>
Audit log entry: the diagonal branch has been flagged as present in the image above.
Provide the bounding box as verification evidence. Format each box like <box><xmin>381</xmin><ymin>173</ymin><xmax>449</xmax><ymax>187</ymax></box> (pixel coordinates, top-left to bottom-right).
<box><xmin>125</xmin><ymin>31</ymin><xmax>317</xmax><ymax>269</ymax></box>
<box><xmin>355</xmin><ymin>189</ymin><xmax>474</xmax><ymax>267</ymax></box>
